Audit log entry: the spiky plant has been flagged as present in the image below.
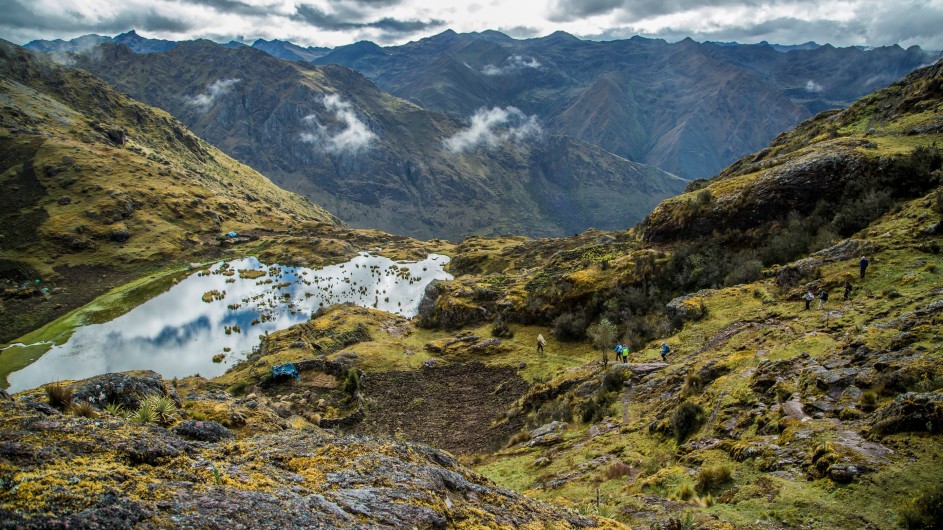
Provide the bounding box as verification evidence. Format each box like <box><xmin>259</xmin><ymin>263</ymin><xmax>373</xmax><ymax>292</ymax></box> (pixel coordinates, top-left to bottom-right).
<box><xmin>45</xmin><ymin>382</ymin><xmax>73</xmax><ymax>411</ymax></box>
<box><xmin>104</xmin><ymin>402</ymin><xmax>127</xmax><ymax>417</ymax></box>
<box><xmin>133</xmin><ymin>402</ymin><xmax>157</xmax><ymax>425</ymax></box>
<box><xmin>141</xmin><ymin>394</ymin><xmax>178</xmax><ymax>425</ymax></box>
<box><xmin>70</xmin><ymin>402</ymin><xmax>98</xmax><ymax>418</ymax></box>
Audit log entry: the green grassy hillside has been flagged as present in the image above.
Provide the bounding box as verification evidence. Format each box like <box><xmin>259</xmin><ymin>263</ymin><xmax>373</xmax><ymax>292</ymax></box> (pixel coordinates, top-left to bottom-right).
<box><xmin>0</xmin><ymin>39</ymin><xmax>338</xmax><ymax>344</ymax></box>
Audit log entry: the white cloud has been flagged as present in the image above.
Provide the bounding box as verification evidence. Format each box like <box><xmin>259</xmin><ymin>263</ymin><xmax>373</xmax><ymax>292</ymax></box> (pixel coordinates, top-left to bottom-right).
<box><xmin>184</xmin><ymin>78</ymin><xmax>241</xmax><ymax>111</ymax></box>
<box><xmin>301</xmin><ymin>93</ymin><xmax>377</xmax><ymax>154</ymax></box>
<box><xmin>481</xmin><ymin>55</ymin><xmax>542</xmax><ymax>76</ymax></box>
<box><xmin>805</xmin><ymin>79</ymin><xmax>824</xmax><ymax>92</ymax></box>
<box><xmin>444</xmin><ymin>106</ymin><xmax>542</xmax><ymax>153</ymax></box>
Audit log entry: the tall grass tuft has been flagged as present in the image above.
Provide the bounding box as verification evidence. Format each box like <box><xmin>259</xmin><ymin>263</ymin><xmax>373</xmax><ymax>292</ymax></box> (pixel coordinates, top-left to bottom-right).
<box><xmin>45</xmin><ymin>382</ymin><xmax>73</xmax><ymax>411</ymax></box>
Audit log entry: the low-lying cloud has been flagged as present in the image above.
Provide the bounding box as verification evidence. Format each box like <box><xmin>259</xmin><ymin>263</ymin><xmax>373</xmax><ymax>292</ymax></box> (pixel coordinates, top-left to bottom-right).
<box><xmin>301</xmin><ymin>94</ymin><xmax>377</xmax><ymax>154</ymax></box>
<box><xmin>184</xmin><ymin>78</ymin><xmax>241</xmax><ymax>111</ymax></box>
<box><xmin>805</xmin><ymin>79</ymin><xmax>824</xmax><ymax>92</ymax></box>
<box><xmin>444</xmin><ymin>107</ymin><xmax>542</xmax><ymax>153</ymax></box>
<box><xmin>481</xmin><ymin>55</ymin><xmax>542</xmax><ymax>76</ymax></box>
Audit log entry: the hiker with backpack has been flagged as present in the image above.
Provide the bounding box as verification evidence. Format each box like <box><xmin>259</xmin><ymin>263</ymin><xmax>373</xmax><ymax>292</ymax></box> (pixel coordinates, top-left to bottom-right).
<box><xmin>860</xmin><ymin>256</ymin><xmax>869</xmax><ymax>279</ymax></box>
<box><xmin>844</xmin><ymin>280</ymin><xmax>853</xmax><ymax>300</ymax></box>
<box><xmin>536</xmin><ymin>334</ymin><xmax>546</xmax><ymax>353</ymax></box>
<box><xmin>802</xmin><ymin>290</ymin><xmax>815</xmax><ymax>311</ymax></box>
<box><xmin>660</xmin><ymin>342</ymin><xmax>671</xmax><ymax>362</ymax></box>
<box><xmin>818</xmin><ymin>289</ymin><xmax>829</xmax><ymax>309</ymax></box>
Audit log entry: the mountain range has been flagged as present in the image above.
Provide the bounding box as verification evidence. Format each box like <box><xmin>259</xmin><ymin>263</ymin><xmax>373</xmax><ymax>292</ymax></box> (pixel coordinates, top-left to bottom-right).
<box><xmin>27</xmin><ymin>29</ymin><xmax>938</xmax><ymax>186</ymax></box>
<box><xmin>65</xmin><ymin>39</ymin><xmax>685</xmax><ymax>240</ymax></box>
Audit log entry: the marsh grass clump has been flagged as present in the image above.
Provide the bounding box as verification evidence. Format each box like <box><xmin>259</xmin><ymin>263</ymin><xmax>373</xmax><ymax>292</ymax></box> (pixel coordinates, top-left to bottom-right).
<box><xmin>672</xmin><ymin>401</ymin><xmax>705</xmax><ymax>444</ymax></box>
<box><xmin>694</xmin><ymin>465</ymin><xmax>732</xmax><ymax>494</ymax></box>
<box><xmin>70</xmin><ymin>401</ymin><xmax>97</xmax><ymax>418</ymax></box>
<box><xmin>505</xmin><ymin>429</ymin><xmax>531</xmax><ymax>448</ymax></box>
<box><xmin>604</xmin><ymin>461</ymin><xmax>633</xmax><ymax>480</ymax></box>
<box><xmin>45</xmin><ymin>382</ymin><xmax>73</xmax><ymax>411</ymax></box>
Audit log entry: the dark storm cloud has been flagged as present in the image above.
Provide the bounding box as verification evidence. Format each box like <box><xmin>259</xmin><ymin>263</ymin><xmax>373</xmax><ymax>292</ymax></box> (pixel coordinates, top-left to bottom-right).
<box><xmin>292</xmin><ymin>3</ymin><xmax>443</xmax><ymax>34</ymax></box>
<box><xmin>549</xmin><ymin>0</ymin><xmax>767</xmax><ymax>22</ymax></box>
<box><xmin>181</xmin><ymin>0</ymin><xmax>275</xmax><ymax>16</ymax></box>
<box><xmin>0</xmin><ymin>0</ymin><xmax>194</xmax><ymax>35</ymax></box>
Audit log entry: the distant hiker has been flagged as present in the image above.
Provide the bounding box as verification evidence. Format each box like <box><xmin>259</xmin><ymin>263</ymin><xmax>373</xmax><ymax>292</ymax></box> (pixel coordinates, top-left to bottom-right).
<box><xmin>802</xmin><ymin>290</ymin><xmax>815</xmax><ymax>311</ymax></box>
<box><xmin>844</xmin><ymin>280</ymin><xmax>853</xmax><ymax>300</ymax></box>
<box><xmin>860</xmin><ymin>256</ymin><xmax>869</xmax><ymax>279</ymax></box>
<box><xmin>817</xmin><ymin>289</ymin><xmax>829</xmax><ymax>309</ymax></box>
<box><xmin>621</xmin><ymin>344</ymin><xmax>630</xmax><ymax>363</ymax></box>
<box><xmin>613</xmin><ymin>343</ymin><xmax>625</xmax><ymax>362</ymax></box>
<box><xmin>660</xmin><ymin>342</ymin><xmax>671</xmax><ymax>362</ymax></box>
<box><xmin>536</xmin><ymin>334</ymin><xmax>546</xmax><ymax>353</ymax></box>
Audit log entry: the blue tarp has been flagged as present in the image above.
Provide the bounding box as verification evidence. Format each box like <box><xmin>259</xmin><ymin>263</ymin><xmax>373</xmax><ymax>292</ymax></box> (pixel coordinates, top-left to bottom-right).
<box><xmin>271</xmin><ymin>363</ymin><xmax>299</xmax><ymax>380</ymax></box>
<box><xmin>226</xmin><ymin>231</ymin><xmax>239</xmax><ymax>238</ymax></box>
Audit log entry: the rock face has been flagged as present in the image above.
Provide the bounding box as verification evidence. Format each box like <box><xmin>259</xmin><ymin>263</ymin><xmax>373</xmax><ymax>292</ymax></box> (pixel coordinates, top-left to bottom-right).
<box><xmin>0</xmin><ymin>379</ymin><xmax>612</xmax><ymax>529</ymax></box>
<box><xmin>72</xmin><ymin>370</ymin><xmax>173</xmax><ymax>410</ymax></box>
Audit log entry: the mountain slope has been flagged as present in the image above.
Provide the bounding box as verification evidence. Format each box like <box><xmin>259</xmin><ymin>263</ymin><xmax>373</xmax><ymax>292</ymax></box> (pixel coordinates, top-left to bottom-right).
<box><xmin>0</xmin><ymin>40</ymin><xmax>338</xmax><ymax>343</ymax></box>
<box><xmin>314</xmin><ymin>31</ymin><xmax>938</xmax><ymax>180</ymax></box>
<box><xmin>69</xmin><ymin>40</ymin><xmax>686</xmax><ymax>240</ymax></box>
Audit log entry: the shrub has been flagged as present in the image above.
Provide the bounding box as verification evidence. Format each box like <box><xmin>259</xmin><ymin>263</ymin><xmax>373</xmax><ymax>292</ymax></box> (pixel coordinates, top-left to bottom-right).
<box><xmin>602</xmin><ymin>369</ymin><xmax>627</xmax><ymax>393</ymax></box>
<box><xmin>898</xmin><ymin>482</ymin><xmax>943</xmax><ymax>529</ymax></box>
<box><xmin>341</xmin><ymin>368</ymin><xmax>361</xmax><ymax>397</ymax></box>
<box><xmin>553</xmin><ymin>310</ymin><xmax>589</xmax><ymax>341</ymax></box>
<box><xmin>71</xmin><ymin>402</ymin><xmax>97</xmax><ymax>418</ymax></box>
<box><xmin>680</xmin><ymin>373</ymin><xmax>703</xmax><ymax>398</ymax></box>
<box><xmin>672</xmin><ymin>401</ymin><xmax>705</xmax><ymax>444</ymax></box>
<box><xmin>859</xmin><ymin>391</ymin><xmax>878</xmax><ymax>412</ymax></box>
<box><xmin>695</xmin><ymin>465</ymin><xmax>732</xmax><ymax>493</ymax></box>
<box><xmin>491</xmin><ymin>316</ymin><xmax>514</xmax><ymax>338</ymax></box>
<box><xmin>45</xmin><ymin>382</ymin><xmax>73</xmax><ymax>411</ymax></box>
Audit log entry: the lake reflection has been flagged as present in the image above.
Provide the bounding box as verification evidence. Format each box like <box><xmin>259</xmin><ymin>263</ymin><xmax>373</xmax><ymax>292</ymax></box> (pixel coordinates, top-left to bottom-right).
<box><xmin>7</xmin><ymin>253</ymin><xmax>451</xmax><ymax>392</ymax></box>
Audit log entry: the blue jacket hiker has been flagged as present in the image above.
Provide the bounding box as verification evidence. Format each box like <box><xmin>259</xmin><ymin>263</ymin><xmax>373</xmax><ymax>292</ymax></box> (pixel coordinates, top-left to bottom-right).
<box><xmin>661</xmin><ymin>342</ymin><xmax>671</xmax><ymax>362</ymax></box>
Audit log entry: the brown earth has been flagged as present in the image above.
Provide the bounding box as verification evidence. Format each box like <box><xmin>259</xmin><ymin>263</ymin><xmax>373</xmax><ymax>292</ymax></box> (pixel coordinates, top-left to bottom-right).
<box><xmin>352</xmin><ymin>362</ymin><xmax>530</xmax><ymax>455</ymax></box>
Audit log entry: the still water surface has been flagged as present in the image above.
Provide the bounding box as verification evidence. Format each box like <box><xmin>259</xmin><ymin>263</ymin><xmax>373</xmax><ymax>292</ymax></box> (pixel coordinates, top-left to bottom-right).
<box><xmin>7</xmin><ymin>253</ymin><xmax>451</xmax><ymax>392</ymax></box>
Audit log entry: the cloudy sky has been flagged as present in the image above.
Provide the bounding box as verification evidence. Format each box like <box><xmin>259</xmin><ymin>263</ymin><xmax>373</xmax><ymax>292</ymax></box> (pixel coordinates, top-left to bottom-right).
<box><xmin>1</xmin><ymin>0</ymin><xmax>940</xmax><ymax>50</ymax></box>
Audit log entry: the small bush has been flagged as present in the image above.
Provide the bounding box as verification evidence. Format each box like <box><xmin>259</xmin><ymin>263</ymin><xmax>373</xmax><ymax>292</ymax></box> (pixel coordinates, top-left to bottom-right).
<box><xmin>680</xmin><ymin>373</ymin><xmax>703</xmax><ymax>398</ymax></box>
<box><xmin>341</xmin><ymin>368</ymin><xmax>361</xmax><ymax>397</ymax></box>
<box><xmin>672</xmin><ymin>401</ymin><xmax>705</xmax><ymax>444</ymax></box>
<box><xmin>695</xmin><ymin>465</ymin><xmax>732</xmax><ymax>493</ymax></box>
<box><xmin>602</xmin><ymin>369</ymin><xmax>627</xmax><ymax>393</ymax></box>
<box><xmin>71</xmin><ymin>402</ymin><xmax>97</xmax><ymax>418</ymax></box>
<box><xmin>604</xmin><ymin>461</ymin><xmax>633</xmax><ymax>480</ymax></box>
<box><xmin>553</xmin><ymin>310</ymin><xmax>589</xmax><ymax>341</ymax></box>
<box><xmin>898</xmin><ymin>482</ymin><xmax>943</xmax><ymax>529</ymax></box>
<box><xmin>490</xmin><ymin>316</ymin><xmax>514</xmax><ymax>338</ymax></box>
<box><xmin>859</xmin><ymin>391</ymin><xmax>878</xmax><ymax>412</ymax></box>
<box><xmin>45</xmin><ymin>382</ymin><xmax>73</xmax><ymax>411</ymax></box>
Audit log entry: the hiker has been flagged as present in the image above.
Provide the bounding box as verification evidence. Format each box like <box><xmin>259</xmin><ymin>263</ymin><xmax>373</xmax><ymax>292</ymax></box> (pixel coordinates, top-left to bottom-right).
<box><xmin>536</xmin><ymin>334</ymin><xmax>546</xmax><ymax>353</ymax></box>
<box><xmin>613</xmin><ymin>343</ymin><xmax>624</xmax><ymax>362</ymax></box>
<box><xmin>621</xmin><ymin>344</ymin><xmax>630</xmax><ymax>363</ymax></box>
<box><xmin>817</xmin><ymin>289</ymin><xmax>829</xmax><ymax>309</ymax></box>
<box><xmin>660</xmin><ymin>342</ymin><xmax>671</xmax><ymax>362</ymax></box>
<box><xmin>843</xmin><ymin>280</ymin><xmax>853</xmax><ymax>300</ymax></box>
<box><xmin>802</xmin><ymin>290</ymin><xmax>815</xmax><ymax>311</ymax></box>
<box><xmin>860</xmin><ymin>256</ymin><xmax>869</xmax><ymax>279</ymax></box>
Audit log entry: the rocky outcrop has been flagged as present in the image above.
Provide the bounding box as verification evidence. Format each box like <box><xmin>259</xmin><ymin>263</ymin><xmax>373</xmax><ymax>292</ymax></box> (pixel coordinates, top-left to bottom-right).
<box><xmin>0</xmin><ymin>377</ymin><xmax>612</xmax><ymax>529</ymax></box>
<box><xmin>72</xmin><ymin>370</ymin><xmax>175</xmax><ymax>410</ymax></box>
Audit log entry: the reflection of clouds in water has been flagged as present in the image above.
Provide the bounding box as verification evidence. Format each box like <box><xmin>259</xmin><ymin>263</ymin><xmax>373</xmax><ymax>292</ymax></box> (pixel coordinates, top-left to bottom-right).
<box><xmin>8</xmin><ymin>254</ymin><xmax>451</xmax><ymax>393</ymax></box>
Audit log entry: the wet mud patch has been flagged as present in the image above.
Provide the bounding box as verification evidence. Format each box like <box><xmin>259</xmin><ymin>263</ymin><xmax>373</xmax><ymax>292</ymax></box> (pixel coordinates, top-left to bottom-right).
<box><xmin>352</xmin><ymin>362</ymin><xmax>529</xmax><ymax>455</ymax></box>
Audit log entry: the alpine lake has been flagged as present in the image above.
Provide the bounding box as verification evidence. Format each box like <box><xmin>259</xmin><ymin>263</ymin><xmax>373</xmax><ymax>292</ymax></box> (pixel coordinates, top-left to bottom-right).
<box><xmin>3</xmin><ymin>253</ymin><xmax>451</xmax><ymax>393</ymax></box>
